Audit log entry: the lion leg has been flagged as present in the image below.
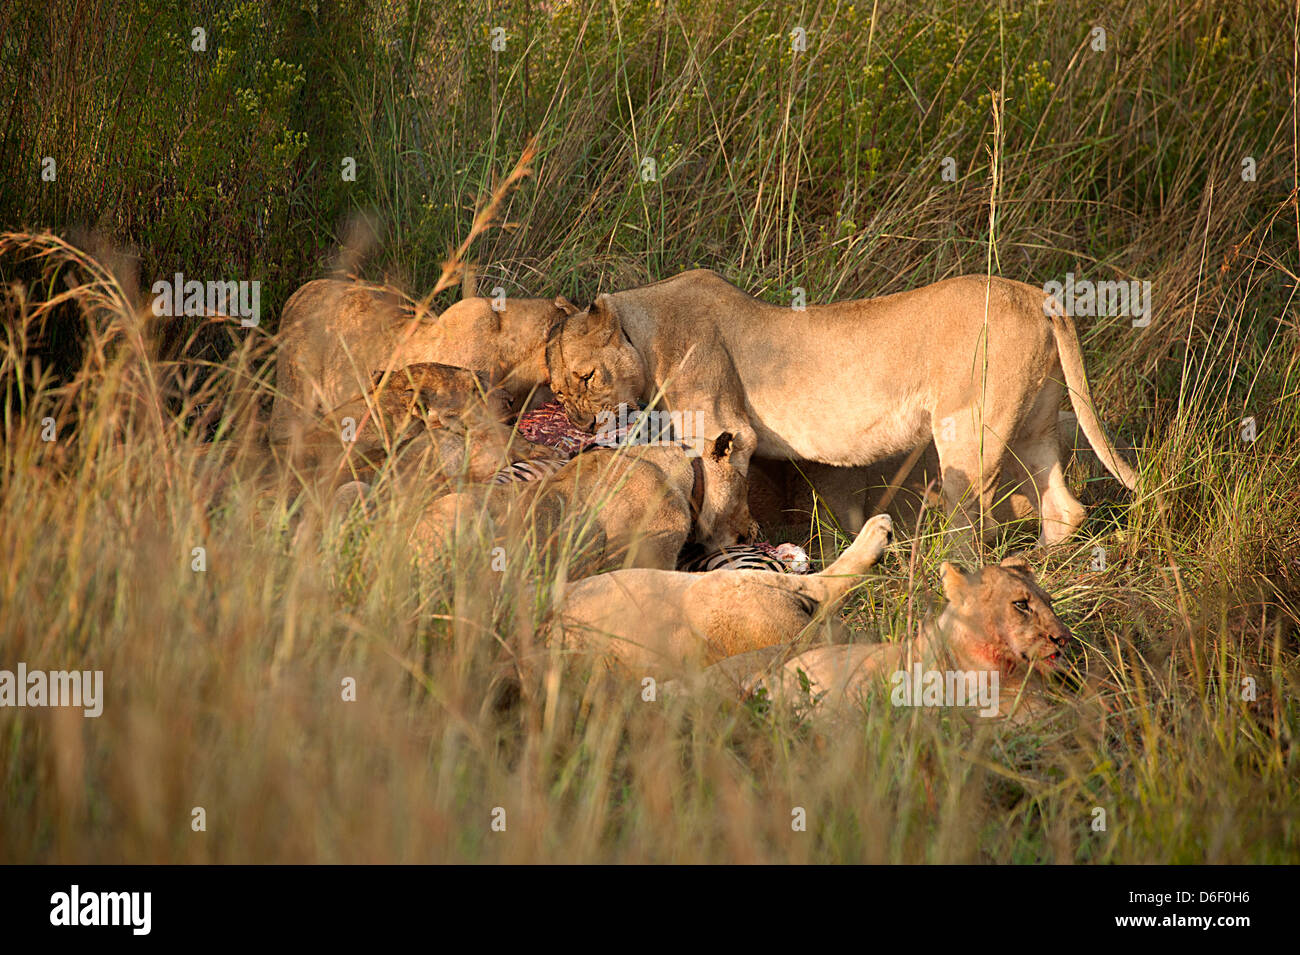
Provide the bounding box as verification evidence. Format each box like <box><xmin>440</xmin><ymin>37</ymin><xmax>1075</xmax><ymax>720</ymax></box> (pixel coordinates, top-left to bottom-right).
<box><xmin>820</xmin><ymin>468</ymin><xmax>868</xmax><ymax>535</ymax></box>
<box><xmin>937</xmin><ymin>465</ymin><xmax>1002</xmax><ymax>558</ymax></box>
<box><xmin>1034</xmin><ymin>458</ymin><xmax>1085</xmax><ymax>547</ymax></box>
<box><xmin>1011</xmin><ymin>385</ymin><xmax>1087</xmax><ymax>547</ymax></box>
<box><xmin>1012</xmin><ymin>437</ymin><xmax>1086</xmax><ymax>547</ymax></box>
<box><xmin>933</xmin><ymin>409</ymin><xmax>1014</xmax><ymax>556</ymax></box>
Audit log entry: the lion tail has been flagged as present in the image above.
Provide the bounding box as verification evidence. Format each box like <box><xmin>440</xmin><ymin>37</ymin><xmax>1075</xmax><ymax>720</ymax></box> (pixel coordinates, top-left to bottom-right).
<box><xmin>1045</xmin><ymin>297</ymin><xmax>1139</xmax><ymax>490</ymax></box>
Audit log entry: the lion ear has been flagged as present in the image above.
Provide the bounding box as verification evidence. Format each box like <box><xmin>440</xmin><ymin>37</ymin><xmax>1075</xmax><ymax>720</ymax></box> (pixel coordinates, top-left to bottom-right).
<box><xmin>482</xmin><ymin>384</ymin><xmax>514</xmax><ymax>421</ymax></box>
<box><xmin>939</xmin><ymin>561</ymin><xmax>970</xmax><ymax>597</ymax></box>
<box><xmin>1000</xmin><ymin>553</ymin><xmax>1032</xmax><ymax>572</ymax></box>
<box><xmin>412</xmin><ymin>388</ymin><xmax>444</xmax><ymax>415</ymax></box>
<box><xmin>583</xmin><ymin>294</ymin><xmax>623</xmax><ymax>345</ymax></box>
<box><xmin>708</xmin><ymin>431</ymin><xmax>735</xmax><ymax>461</ymax></box>
<box><xmin>554</xmin><ymin>295</ymin><xmax>579</xmax><ymax>317</ymax></box>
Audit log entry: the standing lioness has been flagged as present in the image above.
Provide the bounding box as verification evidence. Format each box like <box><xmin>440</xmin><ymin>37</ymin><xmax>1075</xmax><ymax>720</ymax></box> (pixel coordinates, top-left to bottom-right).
<box><xmin>546</xmin><ymin>269</ymin><xmax>1137</xmax><ymax>547</ymax></box>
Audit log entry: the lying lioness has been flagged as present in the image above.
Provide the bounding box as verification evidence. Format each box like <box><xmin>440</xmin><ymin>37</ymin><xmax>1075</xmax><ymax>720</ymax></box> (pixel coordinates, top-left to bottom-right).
<box><xmin>272</xmin><ymin>278</ymin><xmax>577</xmax><ymax>450</ymax></box>
<box><xmin>551</xmin><ymin>513</ymin><xmax>894</xmax><ymax>673</ymax></box>
<box><xmin>545</xmin><ymin>270</ymin><xmax>1138</xmax><ymax>547</ymax></box>
<box><xmin>412</xmin><ymin>434</ymin><xmax>756</xmax><ymax>576</ymax></box>
<box><xmin>697</xmin><ymin>555</ymin><xmax>1069</xmax><ymax>722</ymax></box>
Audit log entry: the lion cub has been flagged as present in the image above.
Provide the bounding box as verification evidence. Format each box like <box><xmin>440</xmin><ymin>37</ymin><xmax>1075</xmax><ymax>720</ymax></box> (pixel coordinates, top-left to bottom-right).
<box><xmin>701</xmin><ymin>555</ymin><xmax>1070</xmax><ymax>721</ymax></box>
<box><xmin>551</xmin><ymin>514</ymin><xmax>894</xmax><ymax>672</ymax></box>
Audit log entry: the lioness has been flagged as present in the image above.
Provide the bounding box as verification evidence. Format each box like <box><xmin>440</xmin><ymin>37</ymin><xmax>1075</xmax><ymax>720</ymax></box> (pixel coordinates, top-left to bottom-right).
<box><xmin>411</xmin><ymin>434</ymin><xmax>756</xmax><ymax>576</ymax></box>
<box><xmin>551</xmin><ymin>513</ymin><xmax>894</xmax><ymax>673</ymax></box>
<box><xmin>545</xmin><ymin>270</ymin><xmax>1138</xmax><ymax>547</ymax></box>
<box><xmin>289</xmin><ymin>362</ymin><xmax>549</xmax><ymax>491</ymax></box>
<box><xmin>272</xmin><ymin>278</ymin><xmax>577</xmax><ymax>450</ymax></box>
<box><xmin>698</xmin><ymin>555</ymin><xmax>1069</xmax><ymax>722</ymax></box>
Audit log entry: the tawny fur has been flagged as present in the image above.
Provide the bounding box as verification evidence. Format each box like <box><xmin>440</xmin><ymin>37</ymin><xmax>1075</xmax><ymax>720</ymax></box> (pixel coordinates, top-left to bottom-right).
<box><xmin>551</xmin><ymin>514</ymin><xmax>894</xmax><ymax>672</ymax></box>
<box><xmin>546</xmin><ymin>269</ymin><xmax>1137</xmax><ymax>549</ymax></box>
<box><xmin>411</xmin><ymin>435</ymin><xmax>757</xmax><ymax>578</ymax></box>
<box><xmin>697</xmin><ymin>555</ymin><xmax>1070</xmax><ymax>722</ymax></box>
<box><xmin>747</xmin><ymin>411</ymin><xmax>1102</xmax><ymax>553</ymax></box>
<box><xmin>286</xmin><ymin>362</ymin><xmax>549</xmax><ymax>493</ymax></box>
<box><xmin>272</xmin><ymin>278</ymin><xmax>577</xmax><ymax>451</ymax></box>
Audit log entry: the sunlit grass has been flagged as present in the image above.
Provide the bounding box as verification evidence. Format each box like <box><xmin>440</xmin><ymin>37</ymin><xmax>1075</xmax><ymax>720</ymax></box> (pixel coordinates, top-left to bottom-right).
<box><xmin>1</xmin><ymin>0</ymin><xmax>1297</xmax><ymax>862</ymax></box>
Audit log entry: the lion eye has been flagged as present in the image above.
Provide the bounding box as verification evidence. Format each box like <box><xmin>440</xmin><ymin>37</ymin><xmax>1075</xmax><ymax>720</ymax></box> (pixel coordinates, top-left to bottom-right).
<box><xmin>579</xmin><ymin>370</ymin><xmax>595</xmax><ymax>387</ymax></box>
<box><xmin>1013</xmin><ymin>599</ymin><xmax>1030</xmax><ymax>614</ymax></box>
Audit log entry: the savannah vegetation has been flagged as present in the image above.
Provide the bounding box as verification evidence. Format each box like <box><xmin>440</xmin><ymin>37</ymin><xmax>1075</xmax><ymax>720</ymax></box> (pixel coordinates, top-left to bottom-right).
<box><xmin>1</xmin><ymin>0</ymin><xmax>1297</xmax><ymax>862</ymax></box>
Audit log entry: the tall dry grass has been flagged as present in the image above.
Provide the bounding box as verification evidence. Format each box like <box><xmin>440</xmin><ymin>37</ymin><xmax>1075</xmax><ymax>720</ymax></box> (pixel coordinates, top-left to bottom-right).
<box><xmin>0</xmin><ymin>0</ymin><xmax>1298</xmax><ymax>862</ymax></box>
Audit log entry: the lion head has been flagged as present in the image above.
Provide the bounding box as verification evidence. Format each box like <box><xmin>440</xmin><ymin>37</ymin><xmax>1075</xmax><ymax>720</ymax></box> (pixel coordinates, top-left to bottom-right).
<box><xmin>545</xmin><ymin>294</ymin><xmax>647</xmax><ymax>430</ymax></box>
<box><xmin>322</xmin><ymin>362</ymin><xmax>519</xmax><ymax>484</ymax></box>
<box><xmin>938</xmin><ymin>555</ymin><xmax>1071</xmax><ymax>679</ymax></box>
<box><xmin>694</xmin><ymin>432</ymin><xmax>759</xmax><ymax>549</ymax></box>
